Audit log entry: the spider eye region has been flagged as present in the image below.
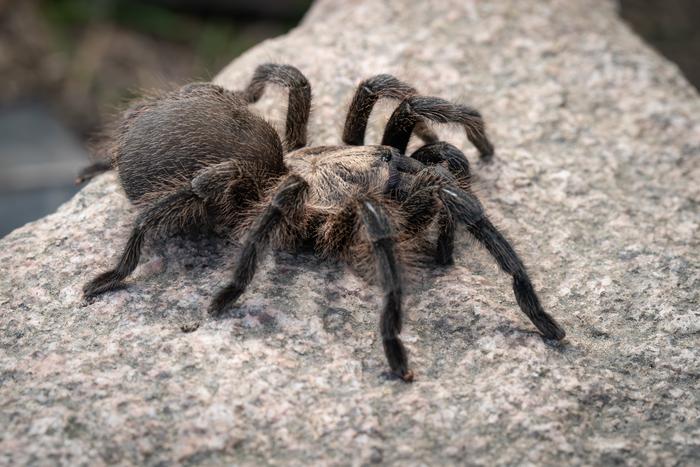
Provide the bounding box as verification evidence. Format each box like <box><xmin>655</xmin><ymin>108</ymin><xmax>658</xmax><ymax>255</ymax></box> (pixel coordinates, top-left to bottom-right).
<box><xmin>379</xmin><ymin>147</ymin><xmax>400</xmax><ymax>163</ymax></box>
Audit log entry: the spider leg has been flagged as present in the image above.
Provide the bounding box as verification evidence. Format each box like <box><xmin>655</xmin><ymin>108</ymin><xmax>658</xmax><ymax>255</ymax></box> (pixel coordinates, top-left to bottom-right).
<box><xmin>240</xmin><ymin>64</ymin><xmax>311</xmax><ymax>151</ymax></box>
<box><xmin>208</xmin><ymin>175</ymin><xmax>309</xmax><ymax>315</ymax></box>
<box><xmin>394</xmin><ymin>170</ymin><xmax>564</xmax><ymax>339</ymax></box>
<box><xmin>386</xmin><ymin>158</ymin><xmax>457</xmax><ymax>265</ymax></box>
<box><xmin>396</xmin><ymin>172</ymin><xmax>455</xmax><ymax>265</ymax></box>
<box><xmin>382</xmin><ymin>96</ymin><xmax>495</xmax><ymax>161</ymax></box>
<box><xmin>438</xmin><ymin>184</ymin><xmax>564</xmax><ymax>339</ymax></box>
<box><xmin>342</xmin><ymin>74</ymin><xmax>438</xmax><ymax>146</ymax></box>
<box><xmin>83</xmin><ymin>160</ymin><xmax>265</xmax><ymax>299</ymax></box>
<box><xmin>320</xmin><ymin>197</ymin><xmax>412</xmax><ymax>382</ymax></box>
<box><xmin>404</xmin><ymin>143</ymin><xmax>474</xmax><ymax>264</ymax></box>
<box><xmin>83</xmin><ymin>188</ymin><xmax>204</xmax><ymax>299</ymax></box>
<box><xmin>410</xmin><ymin>141</ymin><xmax>471</xmax><ymax>182</ymax></box>
<box><xmin>435</xmin><ymin>209</ymin><xmax>456</xmax><ymax>266</ymax></box>
<box><xmin>359</xmin><ymin>199</ymin><xmax>413</xmax><ymax>381</ymax></box>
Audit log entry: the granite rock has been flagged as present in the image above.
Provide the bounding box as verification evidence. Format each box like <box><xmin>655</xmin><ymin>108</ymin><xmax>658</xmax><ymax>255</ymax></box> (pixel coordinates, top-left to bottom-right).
<box><xmin>1</xmin><ymin>0</ymin><xmax>699</xmax><ymax>465</ymax></box>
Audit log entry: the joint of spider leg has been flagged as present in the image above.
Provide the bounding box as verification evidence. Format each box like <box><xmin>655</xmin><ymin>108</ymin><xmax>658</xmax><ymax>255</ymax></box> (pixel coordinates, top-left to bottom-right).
<box><xmin>437</xmin><ymin>142</ymin><xmax>471</xmax><ymax>175</ymax></box>
<box><xmin>271</xmin><ymin>179</ymin><xmax>307</xmax><ymax>203</ymax></box>
<box><xmin>390</xmin><ymin>154</ymin><xmax>424</xmax><ymax>174</ymax></box>
<box><xmin>292</xmin><ymin>80</ymin><xmax>311</xmax><ymax>90</ymax></box>
<box><xmin>190</xmin><ymin>175</ymin><xmax>214</xmax><ymax>201</ymax></box>
<box><xmin>439</xmin><ymin>187</ymin><xmax>484</xmax><ymax>222</ymax></box>
<box><xmin>361</xmin><ymin>85</ymin><xmax>376</xmax><ymax>96</ymax></box>
<box><xmin>441</xmin><ymin>186</ymin><xmax>471</xmax><ymax>203</ymax></box>
<box><xmin>361</xmin><ymin>201</ymin><xmax>389</xmax><ymax>230</ymax></box>
<box><xmin>362</xmin><ymin>76</ymin><xmax>401</xmax><ymax>97</ymax></box>
<box><xmin>267</xmin><ymin>184</ymin><xmax>307</xmax><ymax>223</ymax></box>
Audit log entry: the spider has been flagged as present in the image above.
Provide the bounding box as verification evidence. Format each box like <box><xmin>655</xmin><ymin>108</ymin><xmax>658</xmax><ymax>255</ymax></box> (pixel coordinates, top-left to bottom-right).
<box><xmin>82</xmin><ymin>63</ymin><xmax>565</xmax><ymax>382</ymax></box>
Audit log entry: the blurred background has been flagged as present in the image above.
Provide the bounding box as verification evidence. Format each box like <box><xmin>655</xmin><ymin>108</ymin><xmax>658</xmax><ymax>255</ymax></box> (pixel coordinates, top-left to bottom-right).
<box><xmin>0</xmin><ymin>0</ymin><xmax>697</xmax><ymax>237</ymax></box>
<box><xmin>0</xmin><ymin>0</ymin><xmax>312</xmax><ymax>237</ymax></box>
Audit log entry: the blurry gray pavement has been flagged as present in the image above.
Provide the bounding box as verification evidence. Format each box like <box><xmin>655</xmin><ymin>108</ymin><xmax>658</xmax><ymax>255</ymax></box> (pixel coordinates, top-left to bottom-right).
<box><xmin>0</xmin><ymin>103</ymin><xmax>87</xmax><ymax>237</ymax></box>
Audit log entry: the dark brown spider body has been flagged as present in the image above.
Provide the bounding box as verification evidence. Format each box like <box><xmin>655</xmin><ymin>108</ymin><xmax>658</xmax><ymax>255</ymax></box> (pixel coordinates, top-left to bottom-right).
<box><xmin>81</xmin><ymin>64</ymin><xmax>565</xmax><ymax>382</ymax></box>
<box><xmin>115</xmin><ymin>86</ymin><xmax>285</xmax><ymax>204</ymax></box>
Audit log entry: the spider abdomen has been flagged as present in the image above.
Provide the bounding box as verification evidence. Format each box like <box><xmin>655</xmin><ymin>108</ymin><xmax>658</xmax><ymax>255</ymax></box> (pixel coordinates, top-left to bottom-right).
<box><xmin>115</xmin><ymin>87</ymin><xmax>285</xmax><ymax>203</ymax></box>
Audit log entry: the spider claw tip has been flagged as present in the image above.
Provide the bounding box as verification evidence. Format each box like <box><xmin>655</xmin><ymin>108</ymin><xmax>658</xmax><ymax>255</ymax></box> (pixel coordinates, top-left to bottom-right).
<box><xmin>401</xmin><ymin>369</ymin><xmax>415</xmax><ymax>383</ymax></box>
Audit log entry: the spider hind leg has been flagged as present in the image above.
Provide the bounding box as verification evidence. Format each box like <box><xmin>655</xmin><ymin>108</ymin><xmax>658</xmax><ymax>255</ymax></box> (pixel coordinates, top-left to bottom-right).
<box><xmin>241</xmin><ymin>63</ymin><xmax>312</xmax><ymax>151</ymax></box>
<box><xmin>83</xmin><ymin>160</ymin><xmax>266</xmax><ymax>300</ymax></box>
<box><xmin>83</xmin><ymin>189</ymin><xmax>204</xmax><ymax>299</ymax></box>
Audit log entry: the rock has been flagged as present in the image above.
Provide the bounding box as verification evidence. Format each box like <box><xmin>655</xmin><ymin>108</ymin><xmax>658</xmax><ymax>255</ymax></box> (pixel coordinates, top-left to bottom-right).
<box><xmin>1</xmin><ymin>0</ymin><xmax>698</xmax><ymax>464</ymax></box>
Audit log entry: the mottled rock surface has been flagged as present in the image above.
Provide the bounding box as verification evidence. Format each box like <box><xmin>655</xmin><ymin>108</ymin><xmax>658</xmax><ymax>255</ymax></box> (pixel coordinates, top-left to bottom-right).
<box><xmin>1</xmin><ymin>0</ymin><xmax>699</xmax><ymax>465</ymax></box>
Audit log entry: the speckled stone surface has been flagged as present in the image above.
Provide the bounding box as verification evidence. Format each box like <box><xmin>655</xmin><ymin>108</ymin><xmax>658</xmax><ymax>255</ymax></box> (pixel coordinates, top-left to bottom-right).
<box><xmin>1</xmin><ymin>0</ymin><xmax>699</xmax><ymax>465</ymax></box>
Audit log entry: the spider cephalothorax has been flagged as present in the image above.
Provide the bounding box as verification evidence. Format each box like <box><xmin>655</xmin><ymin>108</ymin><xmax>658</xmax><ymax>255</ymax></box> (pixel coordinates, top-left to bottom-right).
<box><xmin>83</xmin><ymin>64</ymin><xmax>565</xmax><ymax>381</ymax></box>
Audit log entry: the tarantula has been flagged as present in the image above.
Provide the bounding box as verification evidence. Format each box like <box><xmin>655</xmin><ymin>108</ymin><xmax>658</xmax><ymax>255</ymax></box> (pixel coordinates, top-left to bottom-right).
<box><xmin>82</xmin><ymin>63</ymin><xmax>565</xmax><ymax>381</ymax></box>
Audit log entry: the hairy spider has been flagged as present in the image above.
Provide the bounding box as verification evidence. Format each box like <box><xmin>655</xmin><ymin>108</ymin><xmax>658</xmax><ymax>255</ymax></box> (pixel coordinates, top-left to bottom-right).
<box><xmin>83</xmin><ymin>63</ymin><xmax>565</xmax><ymax>381</ymax></box>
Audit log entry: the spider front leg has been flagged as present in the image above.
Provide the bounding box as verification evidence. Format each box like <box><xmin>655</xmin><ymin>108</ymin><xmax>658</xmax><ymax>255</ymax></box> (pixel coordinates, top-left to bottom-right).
<box><xmin>410</xmin><ymin>141</ymin><xmax>471</xmax><ymax>183</ymax></box>
<box><xmin>398</xmin><ymin>171</ymin><xmax>565</xmax><ymax>340</ymax></box>
<box><xmin>382</xmin><ymin>95</ymin><xmax>495</xmax><ymax>161</ymax></box>
<box><xmin>396</xmin><ymin>174</ymin><xmax>455</xmax><ymax>266</ymax></box>
<box><xmin>407</xmin><ymin>142</ymin><xmax>474</xmax><ymax>264</ymax></box>
<box><xmin>440</xmin><ymin>185</ymin><xmax>565</xmax><ymax>339</ymax></box>
<box><xmin>389</xmin><ymin>157</ymin><xmax>459</xmax><ymax>266</ymax></box>
<box><xmin>320</xmin><ymin>197</ymin><xmax>413</xmax><ymax>382</ymax></box>
<box><xmin>343</xmin><ymin>74</ymin><xmax>438</xmax><ymax>146</ymax></box>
